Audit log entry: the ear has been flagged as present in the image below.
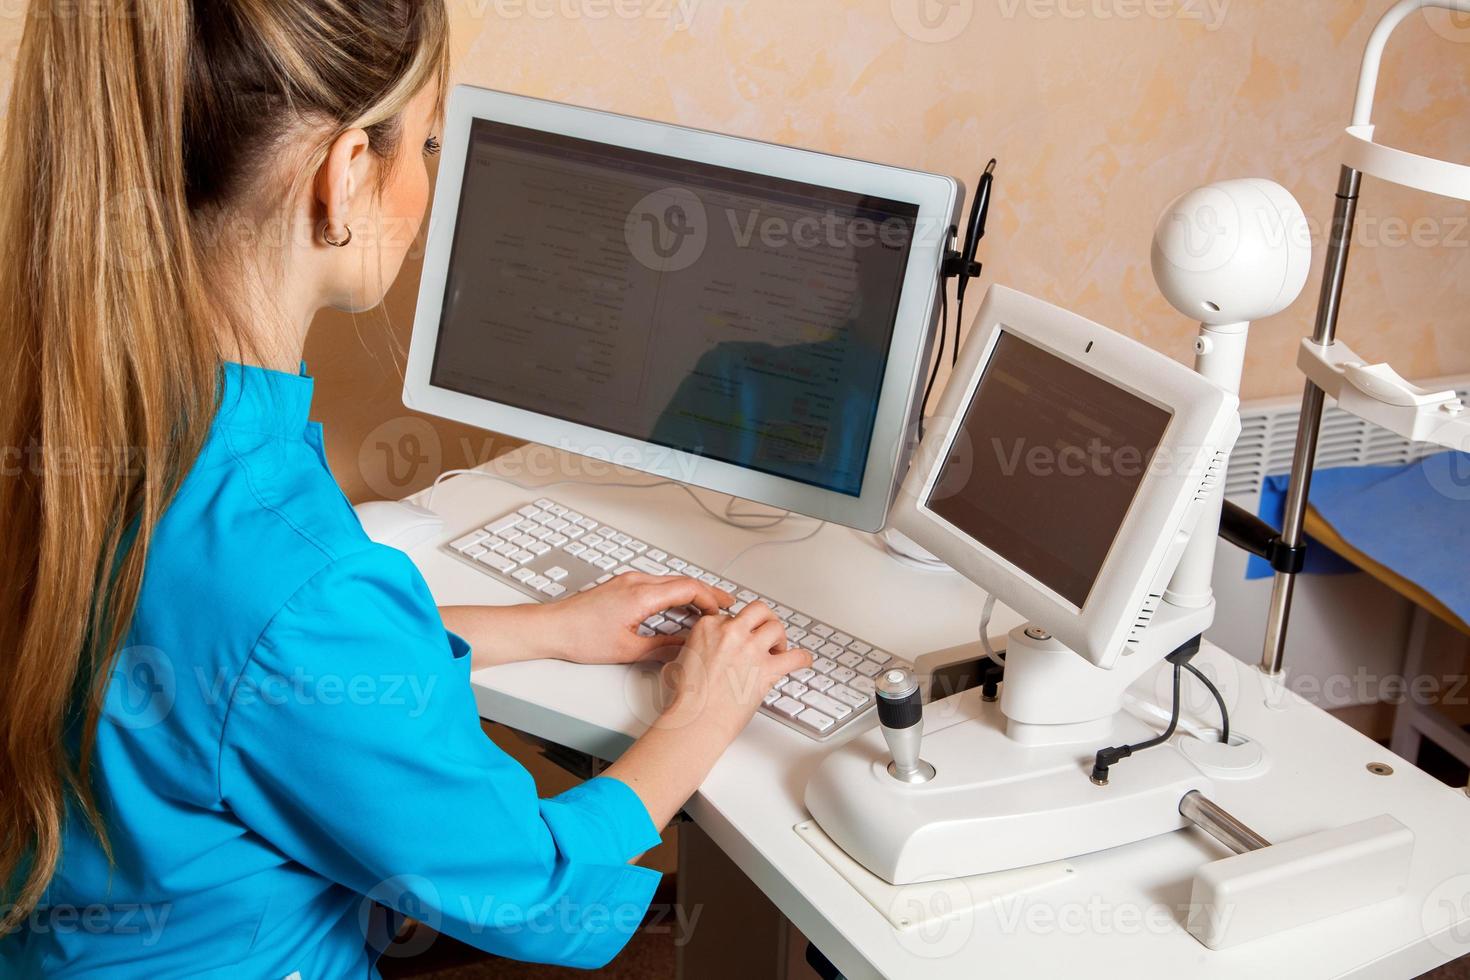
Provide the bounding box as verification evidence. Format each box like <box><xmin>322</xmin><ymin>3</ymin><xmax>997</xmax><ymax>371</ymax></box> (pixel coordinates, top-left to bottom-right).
<box><xmin>314</xmin><ymin>128</ymin><xmax>374</xmax><ymax>245</ymax></box>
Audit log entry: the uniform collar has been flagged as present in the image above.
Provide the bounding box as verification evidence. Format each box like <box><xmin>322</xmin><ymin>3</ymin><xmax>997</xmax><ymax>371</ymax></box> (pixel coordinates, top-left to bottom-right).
<box><xmin>216</xmin><ymin>362</ymin><xmax>316</xmax><ymax>438</ymax></box>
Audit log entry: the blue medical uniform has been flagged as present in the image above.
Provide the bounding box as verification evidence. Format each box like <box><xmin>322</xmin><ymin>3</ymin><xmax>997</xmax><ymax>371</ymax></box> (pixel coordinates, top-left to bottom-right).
<box><xmin>1</xmin><ymin>364</ymin><xmax>661</xmax><ymax>978</ymax></box>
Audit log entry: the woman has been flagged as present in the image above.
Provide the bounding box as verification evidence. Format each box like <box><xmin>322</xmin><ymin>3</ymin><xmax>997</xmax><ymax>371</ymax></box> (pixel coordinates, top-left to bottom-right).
<box><xmin>0</xmin><ymin>2</ymin><xmax>811</xmax><ymax>976</ymax></box>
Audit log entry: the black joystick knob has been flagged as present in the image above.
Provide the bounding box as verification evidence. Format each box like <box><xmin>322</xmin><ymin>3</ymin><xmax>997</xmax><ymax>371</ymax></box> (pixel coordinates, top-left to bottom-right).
<box><xmin>876</xmin><ymin>667</ymin><xmax>935</xmax><ymax>783</ymax></box>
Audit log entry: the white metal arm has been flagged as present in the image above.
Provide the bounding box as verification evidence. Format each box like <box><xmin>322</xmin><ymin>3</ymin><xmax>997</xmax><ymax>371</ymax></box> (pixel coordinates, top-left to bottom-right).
<box><xmin>1354</xmin><ymin>0</ymin><xmax>1470</xmax><ymax>125</ymax></box>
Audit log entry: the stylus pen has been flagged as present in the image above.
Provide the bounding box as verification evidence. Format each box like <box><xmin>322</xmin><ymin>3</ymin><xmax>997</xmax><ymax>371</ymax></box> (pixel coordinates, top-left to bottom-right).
<box><xmin>957</xmin><ymin>159</ymin><xmax>996</xmax><ymax>307</ymax></box>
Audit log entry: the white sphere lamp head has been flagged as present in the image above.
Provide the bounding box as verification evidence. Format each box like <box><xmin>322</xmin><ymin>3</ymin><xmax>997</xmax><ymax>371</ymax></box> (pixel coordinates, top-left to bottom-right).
<box><xmin>1151</xmin><ymin>178</ymin><xmax>1313</xmax><ymax>328</ymax></box>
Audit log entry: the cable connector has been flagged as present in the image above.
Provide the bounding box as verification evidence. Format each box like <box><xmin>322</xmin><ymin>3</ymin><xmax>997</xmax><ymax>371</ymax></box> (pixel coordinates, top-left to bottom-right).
<box><xmin>1091</xmin><ymin>745</ymin><xmax>1133</xmax><ymax>786</ymax></box>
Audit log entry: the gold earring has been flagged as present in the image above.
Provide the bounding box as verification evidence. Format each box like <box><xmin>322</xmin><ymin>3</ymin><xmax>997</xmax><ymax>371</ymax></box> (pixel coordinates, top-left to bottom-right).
<box><xmin>323</xmin><ymin>224</ymin><xmax>353</xmax><ymax>248</ymax></box>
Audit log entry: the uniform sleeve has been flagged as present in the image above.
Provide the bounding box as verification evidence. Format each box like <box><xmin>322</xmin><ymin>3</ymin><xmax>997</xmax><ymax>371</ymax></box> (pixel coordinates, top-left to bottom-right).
<box><xmin>218</xmin><ymin>545</ymin><xmax>662</xmax><ymax>970</ymax></box>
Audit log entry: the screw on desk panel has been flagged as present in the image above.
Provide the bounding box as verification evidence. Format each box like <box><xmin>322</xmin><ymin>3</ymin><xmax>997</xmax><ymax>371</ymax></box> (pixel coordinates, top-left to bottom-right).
<box><xmin>1367</xmin><ymin>762</ymin><xmax>1394</xmax><ymax>776</ymax></box>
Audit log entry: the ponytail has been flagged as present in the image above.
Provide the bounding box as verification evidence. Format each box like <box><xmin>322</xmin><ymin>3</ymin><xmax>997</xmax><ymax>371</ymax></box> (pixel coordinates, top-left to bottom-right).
<box><xmin>0</xmin><ymin>0</ymin><xmax>448</xmax><ymax>933</ymax></box>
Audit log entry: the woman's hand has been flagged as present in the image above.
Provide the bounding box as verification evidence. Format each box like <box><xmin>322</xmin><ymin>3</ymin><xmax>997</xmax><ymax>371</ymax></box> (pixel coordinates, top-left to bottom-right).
<box><xmin>604</xmin><ymin>600</ymin><xmax>814</xmax><ymax>828</ymax></box>
<box><xmin>547</xmin><ymin>573</ymin><xmax>736</xmax><ymax>666</ymax></box>
<box><xmin>657</xmin><ymin>601</ymin><xmax>814</xmax><ymax>740</ymax></box>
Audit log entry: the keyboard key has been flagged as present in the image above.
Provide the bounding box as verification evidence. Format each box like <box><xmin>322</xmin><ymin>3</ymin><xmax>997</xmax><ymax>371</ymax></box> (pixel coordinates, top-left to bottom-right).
<box><xmin>792</xmin><ymin>667</ymin><xmax>816</xmax><ymax>683</ymax></box>
<box><xmin>648</xmin><ymin>549</ymin><xmax>668</xmax><ymax>562</ymax></box>
<box><xmin>808</xmin><ymin>675</ymin><xmax>835</xmax><ymax>692</ymax></box>
<box><xmin>849</xmin><ymin>641</ymin><xmax>873</xmax><ymax>655</ymax></box>
<box><xmin>812</xmin><ymin>657</ymin><xmax>837</xmax><ymax>674</ymax></box>
<box><xmin>830</xmin><ymin>633</ymin><xmax>853</xmax><ymax>647</ymax></box>
<box><xmin>799</xmin><ymin>635</ymin><xmax>825</xmax><ymax>652</ymax></box>
<box><xmin>515</xmin><ymin>519</ymin><xmax>538</xmax><ymax>532</ymax></box>
<box><xmin>774</xmin><ymin>605</ymin><xmax>795</xmax><ymax>620</ymax></box>
<box><xmin>528</xmin><ymin>542</ymin><xmax>552</xmax><ymax>557</ymax></box>
<box><xmin>511</xmin><ymin>550</ymin><xmax>535</xmax><ymax>564</ymax></box>
<box><xmin>529</xmin><ymin>526</ymin><xmax>553</xmax><ymax>541</ymax></box>
<box><xmin>547</xmin><ymin>533</ymin><xmax>569</xmax><ymax>547</ymax></box>
<box><xmin>566</xmin><ymin>543</ymin><xmax>587</xmax><ymax>557</ymax></box>
<box><xmin>565</xmin><ymin>526</ymin><xmax>586</xmax><ymax>539</ymax></box>
<box><xmin>763</xmin><ymin>689</ymin><xmax>782</xmax><ymax>706</ymax></box>
<box><xmin>787</xmin><ymin>628</ymin><xmax>808</xmax><ymax>643</ymax></box>
<box><xmin>597</xmin><ymin>527</ymin><xmax>617</xmax><ymax>538</ymax></box>
<box><xmin>563</xmin><ymin>511</ymin><xmax>583</xmax><ymax>523</ymax></box>
<box><xmin>849</xmin><ymin>675</ymin><xmax>877</xmax><ymax>695</ymax></box>
<box><xmin>632</xmin><ymin>556</ymin><xmax>670</xmax><ymax>577</ymax></box>
<box><xmin>492</xmin><ymin>540</ymin><xmax>516</xmax><ymax>556</ymax></box>
<box><xmin>800</xmin><ymin>691</ymin><xmax>852</xmax><ymax>719</ymax></box>
<box><xmin>831</xmin><ymin>685</ymin><xmax>868</xmax><ymax>708</ymax></box>
<box><xmin>548</xmin><ymin>518</ymin><xmax>571</xmax><ymax>532</ymax></box>
<box><xmin>655</xmin><ymin>620</ymin><xmax>681</xmax><ymax>636</ymax></box>
<box><xmin>512</xmin><ymin>568</ymin><xmax>537</xmax><ymax>583</ymax></box>
<box><xmin>837</xmin><ymin>651</ymin><xmax>863</xmax><ymax>668</ymax></box>
<box><xmin>783</xmin><ymin>682</ymin><xmax>809</xmax><ymax>699</ymax></box>
<box><xmin>534</xmin><ymin>498</ymin><xmax>555</xmax><ymax>509</ymax></box>
<box><xmin>596</xmin><ymin>574</ymin><xmax>614</xmax><ymax>585</ymax></box>
<box><xmin>544</xmin><ymin>567</ymin><xmax>569</xmax><ymax>582</ymax></box>
<box><xmin>797</xmin><ymin>709</ymin><xmax>835</xmax><ymax>734</ymax></box>
<box><xmin>485</xmin><ymin>515</ymin><xmax>521</xmax><ymax>535</ymax></box>
<box><xmin>541</xmin><ymin>582</ymin><xmax>567</xmax><ymax>598</ymax></box>
<box><xmin>596</xmin><ymin>540</ymin><xmax>618</xmax><ymax>554</ymax></box>
<box><xmin>788</xmin><ymin>613</ymin><xmax>812</xmax><ymax>629</ymax></box>
<box><xmin>527</xmin><ymin>575</ymin><xmax>551</xmax><ymax>590</ymax></box>
<box><xmin>611</xmin><ymin>547</ymin><xmax>635</xmax><ymax>562</ymax></box>
<box><xmin>626</xmin><ymin>540</ymin><xmax>648</xmax><ymax>554</ymax></box>
<box><xmin>578</xmin><ymin>517</ymin><xmax>598</xmax><ymax>529</ymax></box>
<box><xmin>534</xmin><ymin>512</ymin><xmax>557</xmax><ymax>526</ymax></box>
<box><xmin>612</xmin><ymin>533</ymin><xmax>632</xmax><ymax>546</ymax></box>
<box><xmin>636</xmin><ymin>624</ymin><xmax>655</xmax><ymax>635</ymax></box>
<box><xmin>737</xmin><ymin>589</ymin><xmax>759</xmax><ymax>603</ymax></box>
<box><xmin>517</xmin><ymin>505</ymin><xmax>540</xmax><ymax>517</ymax></box>
<box><xmin>666</xmin><ymin>557</ymin><xmax>687</xmax><ymax>570</ymax></box>
<box><xmin>546</xmin><ymin>503</ymin><xmax>568</xmax><ymax>516</ymax></box>
<box><xmin>477</xmin><ymin>553</ymin><xmax>515</xmax><ymax>573</ymax></box>
<box><xmin>772</xmin><ymin>696</ymin><xmax>805</xmax><ymax>718</ymax></box>
<box><xmin>512</xmin><ymin>534</ymin><xmax>536</xmax><ymax>548</ymax></box>
<box><xmin>716</xmin><ymin>580</ymin><xmax>738</xmax><ymax>594</ymax></box>
<box><xmin>463</xmin><ymin>545</ymin><xmax>488</xmax><ymax>560</ymax></box>
<box><xmin>730</xmin><ymin>601</ymin><xmax>748</xmax><ymax>614</ymax></box>
<box><xmin>595</xmin><ymin>557</ymin><xmax>617</xmax><ymax>571</ymax></box>
<box><xmin>856</xmin><ymin>660</ymin><xmax>884</xmax><ymax>678</ymax></box>
<box><xmin>615</xmin><ymin>565</ymin><xmax>635</xmax><ymax>576</ymax></box>
<box><xmin>684</xmin><ymin>566</ymin><xmax>705</xmax><ymax>578</ymax></box>
<box><xmin>831</xmin><ymin>667</ymin><xmax>856</xmax><ymax>684</ymax></box>
<box><xmin>452</xmin><ymin>530</ymin><xmax>489</xmax><ymax>551</ymax></box>
<box><xmin>867</xmin><ymin>650</ymin><xmax>893</xmax><ymax>665</ymax></box>
<box><xmin>811</xmin><ymin>624</ymin><xmax>834</xmax><ymax>639</ymax></box>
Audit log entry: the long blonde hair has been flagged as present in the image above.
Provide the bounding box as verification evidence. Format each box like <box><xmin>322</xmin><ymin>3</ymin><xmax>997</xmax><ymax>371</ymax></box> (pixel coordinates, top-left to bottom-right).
<box><xmin>0</xmin><ymin>0</ymin><xmax>448</xmax><ymax>932</ymax></box>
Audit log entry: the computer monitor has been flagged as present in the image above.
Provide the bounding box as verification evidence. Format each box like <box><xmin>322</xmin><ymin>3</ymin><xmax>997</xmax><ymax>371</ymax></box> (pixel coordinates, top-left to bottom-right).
<box><xmin>405</xmin><ymin>87</ymin><xmax>962</xmax><ymax>532</ymax></box>
<box><xmin>891</xmin><ymin>285</ymin><xmax>1239</xmax><ymax>669</ymax></box>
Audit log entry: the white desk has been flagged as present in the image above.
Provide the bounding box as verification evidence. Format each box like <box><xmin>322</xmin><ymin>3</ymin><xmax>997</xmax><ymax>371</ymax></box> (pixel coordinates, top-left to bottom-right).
<box><xmin>409</xmin><ymin>448</ymin><xmax>1470</xmax><ymax>980</ymax></box>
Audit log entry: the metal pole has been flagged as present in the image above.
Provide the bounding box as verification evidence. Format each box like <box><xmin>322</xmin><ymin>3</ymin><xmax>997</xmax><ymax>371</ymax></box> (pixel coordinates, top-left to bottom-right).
<box><xmin>1179</xmin><ymin>790</ymin><xmax>1270</xmax><ymax>854</ymax></box>
<box><xmin>1259</xmin><ymin>166</ymin><xmax>1362</xmax><ymax>675</ymax></box>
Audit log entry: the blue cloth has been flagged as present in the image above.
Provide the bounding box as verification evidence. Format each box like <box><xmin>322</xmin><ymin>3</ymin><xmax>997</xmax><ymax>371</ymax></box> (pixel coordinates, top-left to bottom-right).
<box><xmin>2</xmin><ymin>364</ymin><xmax>661</xmax><ymax>978</ymax></box>
<box><xmin>1247</xmin><ymin>454</ymin><xmax>1470</xmax><ymax>625</ymax></box>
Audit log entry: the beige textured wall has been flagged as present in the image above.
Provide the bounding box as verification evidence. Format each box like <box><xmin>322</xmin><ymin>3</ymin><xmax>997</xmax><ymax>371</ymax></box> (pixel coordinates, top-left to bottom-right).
<box><xmin>2</xmin><ymin>1</ymin><xmax>1468</xmax><ymax>501</ymax></box>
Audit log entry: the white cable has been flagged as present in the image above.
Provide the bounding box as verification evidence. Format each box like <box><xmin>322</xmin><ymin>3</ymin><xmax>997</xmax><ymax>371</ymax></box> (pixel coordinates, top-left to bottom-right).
<box><xmin>978</xmin><ymin>593</ymin><xmax>1004</xmax><ymax>667</ymax></box>
<box><xmin>424</xmin><ymin>466</ymin><xmax>793</xmax><ymax>532</ymax></box>
<box><xmin>719</xmin><ymin>520</ymin><xmax>826</xmax><ymax>576</ymax></box>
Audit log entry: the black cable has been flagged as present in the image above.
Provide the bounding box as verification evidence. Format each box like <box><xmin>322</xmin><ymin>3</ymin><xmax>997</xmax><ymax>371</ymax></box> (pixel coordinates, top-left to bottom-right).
<box><xmin>1183</xmin><ymin>662</ymin><xmax>1230</xmax><ymax>744</ymax></box>
<box><xmin>953</xmin><ymin>294</ymin><xmax>965</xmax><ymax>368</ymax></box>
<box><xmin>920</xmin><ymin>284</ymin><xmax>949</xmax><ymax>433</ymax></box>
<box><xmin>1091</xmin><ymin>664</ymin><xmax>1182</xmax><ymax>785</ymax></box>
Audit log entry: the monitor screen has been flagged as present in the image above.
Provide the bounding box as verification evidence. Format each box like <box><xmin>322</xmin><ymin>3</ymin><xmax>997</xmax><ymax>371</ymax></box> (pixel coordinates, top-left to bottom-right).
<box><xmin>429</xmin><ymin>119</ymin><xmax>922</xmax><ymax>498</ymax></box>
<box><xmin>926</xmin><ymin>332</ymin><xmax>1173</xmax><ymax>608</ymax></box>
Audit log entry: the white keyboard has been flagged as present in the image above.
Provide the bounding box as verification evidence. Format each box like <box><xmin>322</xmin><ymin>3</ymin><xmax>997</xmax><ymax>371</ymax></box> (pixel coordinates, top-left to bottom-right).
<box><xmin>444</xmin><ymin>497</ymin><xmax>910</xmax><ymax>741</ymax></box>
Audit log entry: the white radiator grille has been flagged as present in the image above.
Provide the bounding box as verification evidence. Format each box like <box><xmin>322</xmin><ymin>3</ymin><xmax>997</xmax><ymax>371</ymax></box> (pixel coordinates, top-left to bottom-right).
<box><xmin>1223</xmin><ymin>374</ymin><xmax>1470</xmax><ymax>499</ymax></box>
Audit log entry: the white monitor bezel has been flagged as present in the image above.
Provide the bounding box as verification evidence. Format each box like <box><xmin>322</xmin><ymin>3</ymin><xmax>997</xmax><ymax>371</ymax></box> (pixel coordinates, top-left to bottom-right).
<box><xmin>404</xmin><ymin>85</ymin><xmax>961</xmax><ymax>533</ymax></box>
<box><xmin>892</xmin><ymin>285</ymin><xmax>1238</xmax><ymax>668</ymax></box>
